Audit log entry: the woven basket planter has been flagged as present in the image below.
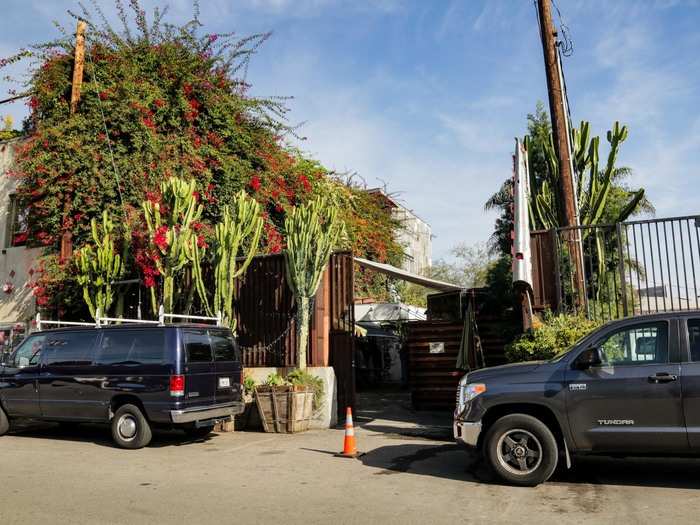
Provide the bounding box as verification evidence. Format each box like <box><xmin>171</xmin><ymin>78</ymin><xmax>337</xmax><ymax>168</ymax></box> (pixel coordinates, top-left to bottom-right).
<box><xmin>254</xmin><ymin>385</ymin><xmax>314</xmax><ymax>433</ymax></box>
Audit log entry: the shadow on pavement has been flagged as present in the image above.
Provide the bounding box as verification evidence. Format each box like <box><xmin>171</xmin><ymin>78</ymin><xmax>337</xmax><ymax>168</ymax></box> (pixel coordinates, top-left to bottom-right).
<box><xmin>8</xmin><ymin>421</ymin><xmax>217</xmax><ymax>449</ymax></box>
<box><xmin>361</xmin><ymin>440</ymin><xmax>700</xmax><ymax>489</ymax></box>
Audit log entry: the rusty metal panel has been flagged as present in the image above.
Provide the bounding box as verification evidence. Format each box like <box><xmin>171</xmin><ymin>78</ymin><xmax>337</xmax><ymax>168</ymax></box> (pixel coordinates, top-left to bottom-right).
<box><xmin>530</xmin><ymin>230</ymin><xmax>558</xmax><ymax>311</ymax></box>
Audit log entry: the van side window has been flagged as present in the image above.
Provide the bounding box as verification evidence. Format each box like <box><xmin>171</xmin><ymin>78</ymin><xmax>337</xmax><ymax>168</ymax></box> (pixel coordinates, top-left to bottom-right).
<box><xmin>97</xmin><ymin>330</ymin><xmax>165</xmax><ymax>365</ymax></box>
<box><xmin>210</xmin><ymin>331</ymin><xmax>239</xmax><ymax>362</ymax></box>
<box><xmin>44</xmin><ymin>332</ymin><xmax>98</xmax><ymax>367</ymax></box>
<box><xmin>597</xmin><ymin>322</ymin><xmax>669</xmax><ymax>365</ymax></box>
<box><xmin>688</xmin><ymin>319</ymin><xmax>700</xmax><ymax>362</ymax></box>
<box><xmin>11</xmin><ymin>335</ymin><xmax>47</xmax><ymax>368</ymax></box>
<box><xmin>184</xmin><ymin>330</ymin><xmax>212</xmax><ymax>363</ymax></box>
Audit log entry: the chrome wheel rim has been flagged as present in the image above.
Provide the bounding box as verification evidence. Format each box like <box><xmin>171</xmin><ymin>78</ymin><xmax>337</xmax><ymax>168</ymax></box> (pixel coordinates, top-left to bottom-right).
<box><xmin>496</xmin><ymin>429</ymin><xmax>542</xmax><ymax>476</ymax></box>
<box><xmin>117</xmin><ymin>414</ymin><xmax>138</xmax><ymax>441</ymax></box>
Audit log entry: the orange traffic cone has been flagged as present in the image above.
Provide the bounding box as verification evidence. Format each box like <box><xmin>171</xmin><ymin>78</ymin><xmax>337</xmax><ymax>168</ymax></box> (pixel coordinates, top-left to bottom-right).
<box><xmin>335</xmin><ymin>406</ymin><xmax>362</xmax><ymax>458</ymax></box>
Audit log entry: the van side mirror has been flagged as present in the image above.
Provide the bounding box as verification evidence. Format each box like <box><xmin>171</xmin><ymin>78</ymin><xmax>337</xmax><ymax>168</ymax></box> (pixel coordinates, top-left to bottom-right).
<box><xmin>575</xmin><ymin>347</ymin><xmax>602</xmax><ymax>370</ymax></box>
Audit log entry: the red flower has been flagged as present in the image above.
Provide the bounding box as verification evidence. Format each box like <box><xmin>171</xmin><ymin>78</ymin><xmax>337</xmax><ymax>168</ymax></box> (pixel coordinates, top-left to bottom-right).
<box><xmin>146</xmin><ymin>191</ymin><xmax>160</xmax><ymax>203</ymax></box>
<box><xmin>183</xmin><ymin>83</ymin><xmax>193</xmax><ymax>96</ymax></box>
<box><xmin>250</xmin><ymin>175</ymin><xmax>262</xmax><ymax>192</ymax></box>
<box><xmin>192</xmin><ymin>191</ymin><xmax>200</xmax><ymax>202</ymax></box>
<box><xmin>196</xmin><ymin>235</ymin><xmax>207</xmax><ymax>249</ymax></box>
<box><xmin>142</xmin><ymin>116</ymin><xmax>156</xmax><ymax>130</ymax></box>
<box><xmin>98</xmin><ymin>90</ymin><xmax>110</xmax><ymax>101</ymax></box>
<box><xmin>154</xmin><ymin>98</ymin><xmax>165</xmax><ymax>108</ymax></box>
<box><xmin>188</xmin><ymin>99</ymin><xmax>201</xmax><ymax>111</ymax></box>
<box><xmin>143</xmin><ymin>275</ymin><xmax>156</xmax><ymax>288</ymax></box>
<box><xmin>153</xmin><ymin>226</ymin><xmax>169</xmax><ymax>251</ymax></box>
<box><xmin>299</xmin><ymin>174</ymin><xmax>312</xmax><ymax>193</ymax></box>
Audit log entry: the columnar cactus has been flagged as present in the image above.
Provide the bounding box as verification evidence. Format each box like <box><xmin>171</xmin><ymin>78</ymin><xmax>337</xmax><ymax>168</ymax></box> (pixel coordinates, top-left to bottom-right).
<box><xmin>284</xmin><ymin>197</ymin><xmax>345</xmax><ymax>369</ymax></box>
<box><xmin>75</xmin><ymin>211</ymin><xmax>123</xmax><ymax>319</ymax></box>
<box><xmin>143</xmin><ymin>177</ymin><xmax>206</xmax><ymax>315</ymax></box>
<box><xmin>212</xmin><ymin>190</ymin><xmax>264</xmax><ymax>329</ymax></box>
<box><xmin>529</xmin><ymin>121</ymin><xmax>644</xmax><ymax>231</ymax></box>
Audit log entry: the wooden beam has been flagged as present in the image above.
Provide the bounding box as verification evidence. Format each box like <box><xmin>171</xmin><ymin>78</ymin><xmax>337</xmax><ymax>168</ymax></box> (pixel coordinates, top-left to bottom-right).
<box><xmin>70</xmin><ymin>20</ymin><xmax>87</xmax><ymax>115</ymax></box>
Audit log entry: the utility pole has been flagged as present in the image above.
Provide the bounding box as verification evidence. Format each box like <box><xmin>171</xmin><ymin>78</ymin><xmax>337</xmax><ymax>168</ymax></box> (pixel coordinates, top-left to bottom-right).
<box><xmin>62</xmin><ymin>19</ymin><xmax>87</xmax><ymax>260</ymax></box>
<box><xmin>69</xmin><ymin>20</ymin><xmax>87</xmax><ymax>115</ymax></box>
<box><xmin>536</xmin><ymin>0</ymin><xmax>586</xmax><ymax>308</ymax></box>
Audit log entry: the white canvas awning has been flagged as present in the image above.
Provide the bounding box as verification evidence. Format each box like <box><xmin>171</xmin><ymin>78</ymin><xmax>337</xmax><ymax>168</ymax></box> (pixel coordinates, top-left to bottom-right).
<box><xmin>353</xmin><ymin>257</ymin><xmax>463</xmax><ymax>292</ymax></box>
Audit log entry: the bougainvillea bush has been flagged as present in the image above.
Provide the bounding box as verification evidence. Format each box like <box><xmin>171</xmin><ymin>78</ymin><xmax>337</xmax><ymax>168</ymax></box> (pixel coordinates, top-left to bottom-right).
<box><xmin>2</xmin><ymin>1</ymin><xmax>403</xmax><ymax>316</ymax></box>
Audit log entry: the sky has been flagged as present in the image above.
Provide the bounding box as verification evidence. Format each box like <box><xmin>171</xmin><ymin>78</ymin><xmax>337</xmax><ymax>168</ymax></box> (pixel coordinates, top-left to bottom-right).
<box><xmin>1</xmin><ymin>0</ymin><xmax>699</xmax><ymax>261</ymax></box>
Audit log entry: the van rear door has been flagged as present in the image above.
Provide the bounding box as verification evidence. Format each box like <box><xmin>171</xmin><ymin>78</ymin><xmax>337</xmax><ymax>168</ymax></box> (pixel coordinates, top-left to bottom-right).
<box><xmin>209</xmin><ymin>329</ymin><xmax>242</xmax><ymax>404</ymax></box>
<box><xmin>182</xmin><ymin>329</ymin><xmax>216</xmax><ymax>405</ymax></box>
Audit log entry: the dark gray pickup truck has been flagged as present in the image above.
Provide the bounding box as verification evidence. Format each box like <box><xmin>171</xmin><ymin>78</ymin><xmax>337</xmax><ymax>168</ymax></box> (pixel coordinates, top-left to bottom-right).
<box><xmin>454</xmin><ymin>311</ymin><xmax>700</xmax><ymax>486</ymax></box>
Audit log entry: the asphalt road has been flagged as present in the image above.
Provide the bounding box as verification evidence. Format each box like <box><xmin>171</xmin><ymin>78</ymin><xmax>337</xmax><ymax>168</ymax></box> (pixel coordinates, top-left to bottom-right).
<box><xmin>1</xmin><ymin>392</ymin><xmax>699</xmax><ymax>524</ymax></box>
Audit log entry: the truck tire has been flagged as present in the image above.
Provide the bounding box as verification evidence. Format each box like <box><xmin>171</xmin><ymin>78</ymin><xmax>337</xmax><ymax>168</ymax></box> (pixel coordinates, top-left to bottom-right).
<box><xmin>111</xmin><ymin>404</ymin><xmax>152</xmax><ymax>449</ymax></box>
<box><xmin>0</xmin><ymin>405</ymin><xmax>9</xmax><ymax>436</ymax></box>
<box><xmin>484</xmin><ymin>413</ymin><xmax>558</xmax><ymax>486</ymax></box>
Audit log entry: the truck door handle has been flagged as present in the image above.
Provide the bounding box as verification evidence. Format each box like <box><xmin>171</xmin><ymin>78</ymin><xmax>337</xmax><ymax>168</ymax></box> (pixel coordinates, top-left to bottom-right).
<box><xmin>648</xmin><ymin>372</ymin><xmax>678</xmax><ymax>383</ymax></box>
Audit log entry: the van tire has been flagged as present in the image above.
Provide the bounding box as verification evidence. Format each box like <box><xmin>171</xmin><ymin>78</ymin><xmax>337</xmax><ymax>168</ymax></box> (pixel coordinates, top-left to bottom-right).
<box><xmin>111</xmin><ymin>404</ymin><xmax>152</xmax><ymax>449</ymax></box>
<box><xmin>0</xmin><ymin>405</ymin><xmax>9</xmax><ymax>436</ymax></box>
<box><xmin>484</xmin><ymin>413</ymin><xmax>558</xmax><ymax>487</ymax></box>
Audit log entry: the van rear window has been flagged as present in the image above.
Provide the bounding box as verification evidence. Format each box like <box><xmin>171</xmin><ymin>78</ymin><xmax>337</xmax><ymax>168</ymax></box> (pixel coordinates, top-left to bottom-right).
<box><xmin>210</xmin><ymin>331</ymin><xmax>239</xmax><ymax>362</ymax></box>
<box><xmin>184</xmin><ymin>330</ymin><xmax>212</xmax><ymax>362</ymax></box>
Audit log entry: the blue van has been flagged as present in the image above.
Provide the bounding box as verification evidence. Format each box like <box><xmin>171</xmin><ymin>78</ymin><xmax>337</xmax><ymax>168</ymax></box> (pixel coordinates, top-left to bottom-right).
<box><xmin>0</xmin><ymin>324</ymin><xmax>244</xmax><ymax>448</ymax></box>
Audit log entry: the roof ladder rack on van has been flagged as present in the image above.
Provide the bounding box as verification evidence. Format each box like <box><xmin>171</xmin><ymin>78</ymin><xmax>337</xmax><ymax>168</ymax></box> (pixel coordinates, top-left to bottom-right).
<box><xmin>34</xmin><ymin>305</ymin><xmax>223</xmax><ymax>331</ymax></box>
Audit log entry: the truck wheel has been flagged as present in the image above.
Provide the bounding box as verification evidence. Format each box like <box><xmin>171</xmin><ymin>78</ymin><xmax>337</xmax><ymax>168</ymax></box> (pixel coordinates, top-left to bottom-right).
<box><xmin>111</xmin><ymin>404</ymin><xmax>152</xmax><ymax>449</ymax></box>
<box><xmin>0</xmin><ymin>405</ymin><xmax>9</xmax><ymax>436</ymax></box>
<box><xmin>484</xmin><ymin>414</ymin><xmax>558</xmax><ymax>486</ymax></box>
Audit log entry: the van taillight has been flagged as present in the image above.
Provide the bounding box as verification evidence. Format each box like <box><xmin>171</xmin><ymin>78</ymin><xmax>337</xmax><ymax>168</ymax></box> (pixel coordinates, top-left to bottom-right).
<box><xmin>170</xmin><ymin>375</ymin><xmax>185</xmax><ymax>397</ymax></box>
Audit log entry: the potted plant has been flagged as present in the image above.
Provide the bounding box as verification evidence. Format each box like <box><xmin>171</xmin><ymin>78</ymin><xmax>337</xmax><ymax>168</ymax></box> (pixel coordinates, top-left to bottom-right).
<box><xmin>234</xmin><ymin>376</ymin><xmax>261</xmax><ymax>431</ymax></box>
<box><xmin>254</xmin><ymin>371</ymin><xmax>323</xmax><ymax>433</ymax></box>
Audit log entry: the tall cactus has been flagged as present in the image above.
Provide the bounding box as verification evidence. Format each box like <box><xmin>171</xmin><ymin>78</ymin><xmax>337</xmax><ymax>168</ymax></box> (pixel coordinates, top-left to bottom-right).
<box><xmin>528</xmin><ymin>121</ymin><xmax>644</xmax><ymax>231</ymax></box>
<box><xmin>212</xmin><ymin>190</ymin><xmax>264</xmax><ymax>329</ymax></box>
<box><xmin>75</xmin><ymin>211</ymin><xmax>124</xmax><ymax>319</ymax></box>
<box><xmin>143</xmin><ymin>177</ymin><xmax>207</xmax><ymax>315</ymax></box>
<box><xmin>284</xmin><ymin>197</ymin><xmax>345</xmax><ymax>369</ymax></box>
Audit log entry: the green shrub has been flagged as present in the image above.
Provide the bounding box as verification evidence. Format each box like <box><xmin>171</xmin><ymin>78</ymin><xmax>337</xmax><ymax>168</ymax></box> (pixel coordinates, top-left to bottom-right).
<box><xmin>264</xmin><ymin>373</ymin><xmax>286</xmax><ymax>387</ymax></box>
<box><xmin>287</xmin><ymin>368</ymin><xmax>325</xmax><ymax>411</ymax></box>
<box><xmin>242</xmin><ymin>376</ymin><xmax>256</xmax><ymax>396</ymax></box>
<box><xmin>505</xmin><ymin>312</ymin><xmax>602</xmax><ymax>363</ymax></box>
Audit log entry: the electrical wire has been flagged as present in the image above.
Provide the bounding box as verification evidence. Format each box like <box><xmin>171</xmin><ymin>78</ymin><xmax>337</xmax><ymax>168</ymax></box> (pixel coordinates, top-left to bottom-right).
<box><xmin>85</xmin><ymin>38</ymin><xmax>128</xmax><ymax>222</ymax></box>
<box><xmin>551</xmin><ymin>0</ymin><xmax>574</xmax><ymax>56</ymax></box>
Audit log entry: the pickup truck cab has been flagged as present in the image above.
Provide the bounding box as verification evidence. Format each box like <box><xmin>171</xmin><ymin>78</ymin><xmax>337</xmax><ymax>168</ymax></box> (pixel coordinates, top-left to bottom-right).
<box><xmin>454</xmin><ymin>311</ymin><xmax>700</xmax><ymax>485</ymax></box>
<box><xmin>0</xmin><ymin>324</ymin><xmax>244</xmax><ymax>449</ymax></box>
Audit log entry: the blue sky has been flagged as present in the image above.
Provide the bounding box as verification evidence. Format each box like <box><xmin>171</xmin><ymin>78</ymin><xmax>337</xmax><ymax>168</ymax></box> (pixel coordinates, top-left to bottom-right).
<box><xmin>1</xmin><ymin>0</ymin><xmax>699</xmax><ymax>260</ymax></box>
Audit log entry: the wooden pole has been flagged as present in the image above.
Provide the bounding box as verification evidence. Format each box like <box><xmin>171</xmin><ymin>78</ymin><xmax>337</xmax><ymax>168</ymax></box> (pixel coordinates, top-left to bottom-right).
<box><xmin>536</xmin><ymin>0</ymin><xmax>586</xmax><ymax>308</ymax></box>
<box><xmin>62</xmin><ymin>20</ymin><xmax>86</xmax><ymax>260</ymax></box>
<box><xmin>69</xmin><ymin>20</ymin><xmax>87</xmax><ymax>115</ymax></box>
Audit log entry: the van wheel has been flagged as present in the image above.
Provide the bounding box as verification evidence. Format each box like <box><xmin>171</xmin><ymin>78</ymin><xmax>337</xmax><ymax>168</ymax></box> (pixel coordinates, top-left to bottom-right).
<box><xmin>484</xmin><ymin>414</ymin><xmax>558</xmax><ymax>486</ymax></box>
<box><xmin>0</xmin><ymin>406</ymin><xmax>9</xmax><ymax>436</ymax></box>
<box><xmin>111</xmin><ymin>404</ymin><xmax>152</xmax><ymax>449</ymax></box>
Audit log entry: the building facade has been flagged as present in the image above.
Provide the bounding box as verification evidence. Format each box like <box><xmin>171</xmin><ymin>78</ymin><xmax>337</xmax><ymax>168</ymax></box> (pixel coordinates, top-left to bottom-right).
<box><xmin>367</xmin><ymin>188</ymin><xmax>432</xmax><ymax>275</ymax></box>
<box><xmin>0</xmin><ymin>138</ymin><xmax>40</xmax><ymax>328</ymax></box>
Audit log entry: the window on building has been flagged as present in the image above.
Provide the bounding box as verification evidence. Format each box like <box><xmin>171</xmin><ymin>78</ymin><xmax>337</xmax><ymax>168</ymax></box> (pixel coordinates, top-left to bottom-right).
<box><xmin>5</xmin><ymin>194</ymin><xmax>28</xmax><ymax>248</ymax></box>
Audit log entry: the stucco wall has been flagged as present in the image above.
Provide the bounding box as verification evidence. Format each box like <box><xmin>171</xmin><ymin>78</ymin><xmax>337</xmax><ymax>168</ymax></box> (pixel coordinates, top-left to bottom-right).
<box><xmin>0</xmin><ymin>138</ymin><xmax>41</xmax><ymax>325</ymax></box>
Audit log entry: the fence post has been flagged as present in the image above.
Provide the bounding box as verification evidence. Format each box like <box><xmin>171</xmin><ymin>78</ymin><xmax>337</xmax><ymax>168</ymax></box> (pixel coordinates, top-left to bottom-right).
<box><xmin>616</xmin><ymin>222</ymin><xmax>629</xmax><ymax>317</ymax></box>
<box><xmin>95</xmin><ymin>308</ymin><xmax>101</xmax><ymax>328</ymax></box>
<box><xmin>216</xmin><ymin>311</ymin><xmax>222</xmax><ymax>327</ymax></box>
<box><xmin>158</xmin><ymin>304</ymin><xmax>165</xmax><ymax>326</ymax></box>
<box><xmin>35</xmin><ymin>312</ymin><xmax>42</xmax><ymax>332</ymax></box>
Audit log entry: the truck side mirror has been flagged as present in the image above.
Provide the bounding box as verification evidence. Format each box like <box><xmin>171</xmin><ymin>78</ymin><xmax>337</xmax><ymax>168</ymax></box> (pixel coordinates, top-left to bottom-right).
<box><xmin>575</xmin><ymin>347</ymin><xmax>602</xmax><ymax>370</ymax></box>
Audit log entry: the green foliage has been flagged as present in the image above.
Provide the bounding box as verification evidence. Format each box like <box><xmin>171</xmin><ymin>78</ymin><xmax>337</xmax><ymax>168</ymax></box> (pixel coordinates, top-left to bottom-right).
<box><xmin>284</xmin><ymin>197</ymin><xmax>345</xmax><ymax>369</ymax></box>
<box><xmin>430</xmin><ymin>242</ymin><xmax>495</xmax><ymax>289</ymax></box>
<box><xmin>287</xmin><ymin>368</ymin><xmax>325</xmax><ymax>411</ymax></box>
<box><xmin>3</xmin><ymin>2</ymin><xmax>403</xmax><ymax>318</ymax></box>
<box><xmin>212</xmin><ymin>191</ymin><xmax>263</xmax><ymax>329</ymax></box>
<box><xmin>264</xmin><ymin>372</ymin><xmax>286</xmax><ymax>387</ymax></box>
<box><xmin>74</xmin><ymin>211</ymin><xmax>124</xmax><ymax>319</ymax></box>
<box><xmin>242</xmin><ymin>376</ymin><xmax>257</xmax><ymax>396</ymax></box>
<box><xmin>485</xmin><ymin>103</ymin><xmax>653</xmax><ymax>257</ymax></box>
<box><xmin>505</xmin><ymin>312</ymin><xmax>602</xmax><ymax>363</ymax></box>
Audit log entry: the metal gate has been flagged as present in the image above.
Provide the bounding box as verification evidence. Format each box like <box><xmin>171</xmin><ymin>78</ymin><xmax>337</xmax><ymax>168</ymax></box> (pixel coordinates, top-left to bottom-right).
<box><xmin>551</xmin><ymin>215</ymin><xmax>700</xmax><ymax>321</ymax></box>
